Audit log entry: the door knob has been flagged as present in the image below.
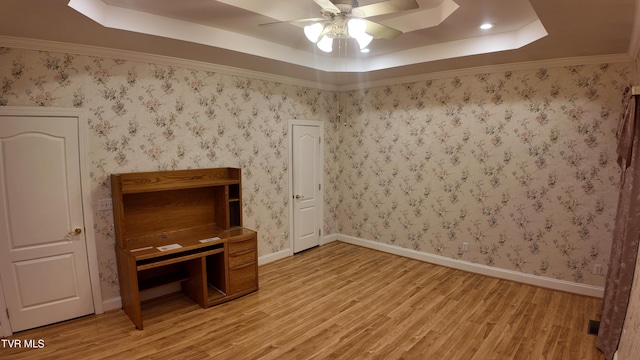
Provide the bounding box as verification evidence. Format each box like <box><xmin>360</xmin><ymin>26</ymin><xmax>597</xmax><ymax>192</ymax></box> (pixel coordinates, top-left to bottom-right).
<box><xmin>295</xmin><ymin>194</ymin><xmax>304</xmax><ymax>200</ymax></box>
<box><xmin>69</xmin><ymin>227</ymin><xmax>82</xmax><ymax>235</ymax></box>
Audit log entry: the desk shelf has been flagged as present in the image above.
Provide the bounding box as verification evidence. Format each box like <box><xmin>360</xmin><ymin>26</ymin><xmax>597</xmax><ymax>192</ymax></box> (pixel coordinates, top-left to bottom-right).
<box><xmin>138</xmin><ymin>272</ymin><xmax>190</xmax><ymax>292</ymax></box>
<box><xmin>207</xmin><ymin>284</ymin><xmax>226</xmax><ymax>302</ymax></box>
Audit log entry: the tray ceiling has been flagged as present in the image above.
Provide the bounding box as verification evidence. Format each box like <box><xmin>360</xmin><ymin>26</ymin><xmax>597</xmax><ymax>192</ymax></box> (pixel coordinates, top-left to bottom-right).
<box><xmin>0</xmin><ymin>0</ymin><xmax>637</xmax><ymax>87</ymax></box>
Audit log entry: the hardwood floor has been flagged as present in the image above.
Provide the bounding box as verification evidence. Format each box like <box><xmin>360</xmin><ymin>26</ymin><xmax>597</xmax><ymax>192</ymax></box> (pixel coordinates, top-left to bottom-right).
<box><xmin>1</xmin><ymin>241</ymin><xmax>603</xmax><ymax>359</ymax></box>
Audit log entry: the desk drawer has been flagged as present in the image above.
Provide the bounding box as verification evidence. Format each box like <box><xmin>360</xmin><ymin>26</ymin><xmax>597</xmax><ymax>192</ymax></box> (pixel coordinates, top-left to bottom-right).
<box><xmin>229</xmin><ymin>263</ymin><xmax>257</xmax><ymax>295</ymax></box>
<box><xmin>228</xmin><ymin>237</ymin><xmax>255</xmax><ymax>254</ymax></box>
<box><xmin>229</xmin><ymin>250</ymin><xmax>256</xmax><ymax>268</ymax></box>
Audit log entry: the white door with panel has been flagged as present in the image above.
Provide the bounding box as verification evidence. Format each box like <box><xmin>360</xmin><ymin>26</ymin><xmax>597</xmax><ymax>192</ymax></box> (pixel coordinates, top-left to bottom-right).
<box><xmin>0</xmin><ymin>115</ymin><xmax>94</xmax><ymax>332</ymax></box>
<box><xmin>291</xmin><ymin>122</ymin><xmax>323</xmax><ymax>253</ymax></box>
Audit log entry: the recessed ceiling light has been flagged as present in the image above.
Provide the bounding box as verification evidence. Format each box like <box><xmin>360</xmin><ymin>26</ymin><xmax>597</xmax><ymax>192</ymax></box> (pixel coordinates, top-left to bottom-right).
<box><xmin>480</xmin><ymin>23</ymin><xmax>493</xmax><ymax>30</ymax></box>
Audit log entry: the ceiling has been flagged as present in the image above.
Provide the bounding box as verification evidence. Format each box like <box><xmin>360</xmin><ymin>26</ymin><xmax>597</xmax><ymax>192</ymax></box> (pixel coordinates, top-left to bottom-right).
<box><xmin>0</xmin><ymin>0</ymin><xmax>637</xmax><ymax>88</ymax></box>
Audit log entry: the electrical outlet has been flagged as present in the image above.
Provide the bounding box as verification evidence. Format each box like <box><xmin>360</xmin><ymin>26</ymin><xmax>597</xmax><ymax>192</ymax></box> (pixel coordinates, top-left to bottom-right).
<box><xmin>594</xmin><ymin>264</ymin><xmax>602</xmax><ymax>275</ymax></box>
<box><xmin>97</xmin><ymin>198</ymin><xmax>112</xmax><ymax>211</ymax></box>
<box><xmin>281</xmin><ymin>232</ymin><xmax>286</xmax><ymax>241</ymax></box>
<box><xmin>365</xmin><ymin>223</ymin><xmax>372</xmax><ymax>232</ymax></box>
<box><xmin>462</xmin><ymin>242</ymin><xmax>469</xmax><ymax>252</ymax></box>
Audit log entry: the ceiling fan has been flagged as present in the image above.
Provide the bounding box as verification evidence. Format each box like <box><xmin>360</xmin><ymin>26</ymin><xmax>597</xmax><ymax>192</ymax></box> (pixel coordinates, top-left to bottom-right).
<box><xmin>260</xmin><ymin>0</ymin><xmax>419</xmax><ymax>53</ymax></box>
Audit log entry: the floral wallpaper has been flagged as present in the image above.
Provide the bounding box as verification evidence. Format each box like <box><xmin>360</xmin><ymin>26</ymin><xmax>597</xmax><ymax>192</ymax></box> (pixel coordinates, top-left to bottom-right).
<box><xmin>326</xmin><ymin>63</ymin><xmax>631</xmax><ymax>287</ymax></box>
<box><xmin>0</xmin><ymin>45</ymin><xmax>632</xmax><ymax>300</ymax></box>
<box><xmin>0</xmin><ymin>47</ymin><xmax>335</xmax><ymax>299</ymax></box>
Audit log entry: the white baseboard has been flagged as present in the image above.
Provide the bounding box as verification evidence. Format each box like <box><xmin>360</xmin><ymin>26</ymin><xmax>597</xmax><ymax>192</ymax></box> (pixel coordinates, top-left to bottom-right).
<box><xmin>256</xmin><ymin>234</ymin><xmax>339</xmax><ymax>266</ymax></box>
<box><xmin>102</xmin><ymin>296</ymin><xmax>122</xmax><ymax>312</ymax></box>
<box><xmin>322</xmin><ymin>233</ymin><xmax>340</xmax><ymax>244</ymax></box>
<box><xmin>101</xmin><ymin>233</ymin><xmax>603</xmax><ymax>312</ymax></box>
<box><xmin>258</xmin><ymin>248</ymin><xmax>292</xmax><ymax>265</ymax></box>
<box><xmin>336</xmin><ymin>234</ymin><xmax>604</xmax><ymax>298</ymax></box>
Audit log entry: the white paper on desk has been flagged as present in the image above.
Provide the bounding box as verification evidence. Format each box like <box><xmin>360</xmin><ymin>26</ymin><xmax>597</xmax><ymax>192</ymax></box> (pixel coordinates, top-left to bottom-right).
<box><xmin>199</xmin><ymin>237</ymin><xmax>221</xmax><ymax>243</ymax></box>
<box><xmin>157</xmin><ymin>243</ymin><xmax>182</xmax><ymax>251</ymax></box>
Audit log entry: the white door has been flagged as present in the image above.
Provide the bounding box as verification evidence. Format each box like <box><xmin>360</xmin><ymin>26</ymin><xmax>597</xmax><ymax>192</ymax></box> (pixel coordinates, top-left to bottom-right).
<box><xmin>0</xmin><ymin>115</ymin><xmax>94</xmax><ymax>332</ymax></box>
<box><xmin>291</xmin><ymin>122</ymin><xmax>323</xmax><ymax>253</ymax></box>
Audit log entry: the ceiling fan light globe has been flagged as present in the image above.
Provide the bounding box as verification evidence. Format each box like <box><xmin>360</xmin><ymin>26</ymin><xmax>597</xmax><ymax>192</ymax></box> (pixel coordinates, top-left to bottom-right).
<box><xmin>304</xmin><ymin>23</ymin><xmax>324</xmax><ymax>43</ymax></box>
<box><xmin>356</xmin><ymin>33</ymin><xmax>373</xmax><ymax>49</ymax></box>
<box><xmin>347</xmin><ymin>18</ymin><xmax>367</xmax><ymax>37</ymax></box>
<box><xmin>317</xmin><ymin>35</ymin><xmax>334</xmax><ymax>52</ymax></box>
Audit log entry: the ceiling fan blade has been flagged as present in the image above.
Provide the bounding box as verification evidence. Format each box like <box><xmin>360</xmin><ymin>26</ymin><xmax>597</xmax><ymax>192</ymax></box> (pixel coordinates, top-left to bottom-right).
<box><xmin>313</xmin><ymin>0</ymin><xmax>341</xmax><ymax>14</ymax></box>
<box><xmin>259</xmin><ymin>17</ymin><xmax>327</xmax><ymax>27</ymax></box>
<box><xmin>363</xmin><ymin>19</ymin><xmax>402</xmax><ymax>39</ymax></box>
<box><xmin>356</xmin><ymin>0</ymin><xmax>419</xmax><ymax>18</ymax></box>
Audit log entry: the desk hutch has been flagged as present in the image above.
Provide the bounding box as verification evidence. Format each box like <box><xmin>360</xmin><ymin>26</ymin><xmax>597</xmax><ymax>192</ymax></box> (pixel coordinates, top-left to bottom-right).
<box><xmin>111</xmin><ymin>167</ymin><xmax>258</xmax><ymax>329</ymax></box>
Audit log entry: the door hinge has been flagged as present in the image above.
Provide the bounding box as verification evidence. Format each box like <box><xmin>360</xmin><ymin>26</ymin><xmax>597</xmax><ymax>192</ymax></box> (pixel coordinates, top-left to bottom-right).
<box><xmin>319</xmin><ymin>183</ymin><xmax>321</xmax><ymax>191</ymax></box>
<box><xmin>319</xmin><ymin>229</ymin><xmax>322</xmax><ymax>237</ymax></box>
<box><xmin>319</xmin><ymin>137</ymin><xmax>321</xmax><ymax>144</ymax></box>
<box><xmin>6</xmin><ymin>308</ymin><xmax>9</xmax><ymax>319</ymax></box>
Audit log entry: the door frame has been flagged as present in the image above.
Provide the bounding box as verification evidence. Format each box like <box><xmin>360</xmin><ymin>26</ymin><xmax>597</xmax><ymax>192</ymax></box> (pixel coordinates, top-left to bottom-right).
<box><xmin>287</xmin><ymin>120</ymin><xmax>324</xmax><ymax>253</ymax></box>
<box><xmin>0</xmin><ymin>106</ymin><xmax>103</xmax><ymax>336</ymax></box>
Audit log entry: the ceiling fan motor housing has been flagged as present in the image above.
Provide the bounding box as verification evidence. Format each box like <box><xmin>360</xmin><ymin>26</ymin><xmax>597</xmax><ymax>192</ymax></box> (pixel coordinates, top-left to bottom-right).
<box><xmin>332</xmin><ymin>0</ymin><xmax>358</xmax><ymax>14</ymax></box>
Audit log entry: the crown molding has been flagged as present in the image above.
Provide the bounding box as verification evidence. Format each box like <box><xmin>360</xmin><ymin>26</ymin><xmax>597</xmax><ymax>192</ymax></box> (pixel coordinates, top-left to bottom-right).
<box><xmin>0</xmin><ymin>36</ymin><xmax>338</xmax><ymax>91</ymax></box>
<box><xmin>0</xmin><ymin>36</ymin><xmax>633</xmax><ymax>94</ymax></box>
<box><xmin>339</xmin><ymin>53</ymin><xmax>634</xmax><ymax>91</ymax></box>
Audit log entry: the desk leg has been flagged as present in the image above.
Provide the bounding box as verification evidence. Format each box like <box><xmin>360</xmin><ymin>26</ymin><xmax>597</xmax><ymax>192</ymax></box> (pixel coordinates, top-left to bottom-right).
<box><xmin>116</xmin><ymin>249</ymin><xmax>143</xmax><ymax>329</ymax></box>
